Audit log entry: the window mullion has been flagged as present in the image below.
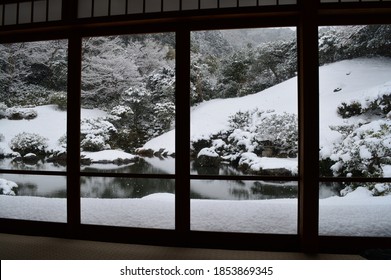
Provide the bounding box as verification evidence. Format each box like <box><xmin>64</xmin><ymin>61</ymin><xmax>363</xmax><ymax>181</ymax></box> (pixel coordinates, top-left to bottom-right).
<box><xmin>67</xmin><ymin>35</ymin><xmax>82</xmax><ymax>234</ymax></box>
<box><xmin>175</xmin><ymin>28</ymin><xmax>191</xmax><ymax>237</ymax></box>
<box><xmin>298</xmin><ymin>0</ymin><xmax>320</xmax><ymax>253</ymax></box>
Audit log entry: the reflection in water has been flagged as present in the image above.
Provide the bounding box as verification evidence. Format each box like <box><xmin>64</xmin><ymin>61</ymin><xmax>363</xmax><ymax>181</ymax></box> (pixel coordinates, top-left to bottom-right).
<box><xmin>1</xmin><ymin>174</ymin><xmax>66</xmax><ymax>198</ymax></box>
<box><xmin>191</xmin><ymin>180</ymin><xmax>298</xmax><ymax>200</ymax></box>
<box><xmin>81</xmin><ymin>177</ymin><xmax>175</xmax><ymax>198</ymax></box>
<box><xmin>1</xmin><ymin>158</ymin><xmax>343</xmax><ymax>200</ymax></box>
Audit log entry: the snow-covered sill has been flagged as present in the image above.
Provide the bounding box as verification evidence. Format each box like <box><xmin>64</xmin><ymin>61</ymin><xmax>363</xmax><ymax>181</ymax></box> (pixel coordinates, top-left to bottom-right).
<box><xmin>1</xmin><ymin>192</ymin><xmax>390</xmax><ymax>237</ymax></box>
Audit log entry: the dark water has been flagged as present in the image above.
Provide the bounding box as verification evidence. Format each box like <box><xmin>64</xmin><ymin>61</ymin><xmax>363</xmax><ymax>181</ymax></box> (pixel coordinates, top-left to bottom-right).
<box><xmin>1</xmin><ymin>157</ymin><xmax>338</xmax><ymax>200</ymax></box>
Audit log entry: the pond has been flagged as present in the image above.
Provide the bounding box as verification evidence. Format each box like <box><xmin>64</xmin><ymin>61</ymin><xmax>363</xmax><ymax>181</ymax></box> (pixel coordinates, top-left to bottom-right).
<box><xmin>1</xmin><ymin>156</ymin><xmax>339</xmax><ymax>200</ymax></box>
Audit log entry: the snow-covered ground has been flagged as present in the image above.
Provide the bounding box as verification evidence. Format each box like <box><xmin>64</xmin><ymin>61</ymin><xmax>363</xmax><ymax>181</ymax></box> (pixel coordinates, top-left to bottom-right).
<box><xmin>1</xmin><ymin>188</ymin><xmax>390</xmax><ymax>236</ymax></box>
<box><xmin>0</xmin><ymin>105</ymin><xmax>106</xmax><ymax>155</ymax></box>
<box><xmin>1</xmin><ymin>58</ymin><xmax>391</xmax><ymax>236</ymax></box>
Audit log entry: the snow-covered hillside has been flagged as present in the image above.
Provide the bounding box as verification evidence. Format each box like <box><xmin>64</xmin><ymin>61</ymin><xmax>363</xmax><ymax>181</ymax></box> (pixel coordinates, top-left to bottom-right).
<box><xmin>144</xmin><ymin>57</ymin><xmax>391</xmax><ymax>162</ymax></box>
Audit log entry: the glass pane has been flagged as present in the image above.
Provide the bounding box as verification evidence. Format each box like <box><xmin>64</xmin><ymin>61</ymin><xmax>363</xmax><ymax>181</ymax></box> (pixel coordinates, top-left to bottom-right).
<box><xmin>19</xmin><ymin>2</ymin><xmax>32</xmax><ymax>24</ymax></box>
<box><xmin>220</xmin><ymin>0</ymin><xmax>237</xmax><ymax>8</ymax></box>
<box><xmin>0</xmin><ymin>5</ymin><xmax>3</xmax><ymax>26</ymax></box>
<box><xmin>33</xmin><ymin>1</ymin><xmax>47</xmax><ymax>22</ymax></box>
<box><xmin>78</xmin><ymin>0</ymin><xmax>92</xmax><ymax>18</ymax></box>
<box><xmin>200</xmin><ymin>0</ymin><xmax>217</xmax><ymax>9</ymax></box>
<box><xmin>190</xmin><ymin>28</ymin><xmax>298</xmax><ymax>177</ymax></box>
<box><xmin>259</xmin><ymin>0</ymin><xmax>277</xmax><ymax>5</ymax></box>
<box><xmin>0</xmin><ymin>40</ymin><xmax>68</xmax><ymax>172</ymax></box>
<box><xmin>94</xmin><ymin>0</ymin><xmax>109</xmax><ymax>17</ymax></box>
<box><xmin>48</xmin><ymin>0</ymin><xmax>62</xmax><ymax>21</ymax></box>
<box><xmin>81</xmin><ymin>33</ymin><xmax>175</xmax><ymax>174</ymax></box>
<box><xmin>110</xmin><ymin>0</ymin><xmax>126</xmax><ymax>15</ymax></box>
<box><xmin>319</xmin><ymin>182</ymin><xmax>391</xmax><ymax>237</ymax></box>
<box><xmin>0</xmin><ymin>174</ymin><xmax>66</xmax><ymax>222</ymax></box>
<box><xmin>239</xmin><ymin>0</ymin><xmax>256</xmax><ymax>7</ymax></box>
<box><xmin>279</xmin><ymin>0</ymin><xmax>296</xmax><ymax>4</ymax></box>
<box><xmin>191</xmin><ymin>180</ymin><xmax>298</xmax><ymax>233</ymax></box>
<box><xmin>81</xmin><ymin>177</ymin><xmax>175</xmax><ymax>229</ymax></box>
<box><xmin>163</xmin><ymin>0</ymin><xmax>180</xmax><ymax>11</ymax></box>
<box><xmin>319</xmin><ymin>25</ymin><xmax>391</xmax><ymax>178</ymax></box>
<box><xmin>145</xmin><ymin>0</ymin><xmax>161</xmax><ymax>13</ymax></box>
<box><xmin>4</xmin><ymin>4</ymin><xmax>17</xmax><ymax>25</ymax></box>
<box><xmin>182</xmin><ymin>0</ymin><xmax>198</xmax><ymax>10</ymax></box>
<box><xmin>128</xmin><ymin>0</ymin><xmax>143</xmax><ymax>14</ymax></box>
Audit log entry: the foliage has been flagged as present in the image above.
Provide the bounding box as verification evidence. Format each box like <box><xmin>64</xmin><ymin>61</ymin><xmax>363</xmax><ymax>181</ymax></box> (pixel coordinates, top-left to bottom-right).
<box><xmin>5</xmin><ymin>107</ymin><xmax>38</xmax><ymax>120</ymax></box>
<box><xmin>319</xmin><ymin>25</ymin><xmax>391</xmax><ymax>65</ymax></box>
<box><xmin>9</xmin><ymin>132</ymin><xmax>48</xmax><ymax>156</ymax></box>
<box><xmin>0</xmin><ymin>102</ymin><xmax>7</xmax><ymax>119</ymax></box>
<box><xmin>328</xmin><ymin>120</ymin><xmax>391</xmax><ymax>178</ymax></box>
<box><xmin>337</xmin><ymin>101</ymin><xmax>363</xmax><ymax>118</ymax></box>
<box><xmin>80</xmin><ymin>118</ymin><xmax>117</xmax><ymax>152</ymax></box>
<box><xmin>49</xmin><ymin>91</ymin><xmax>67</xmax><ymax>110</ymax></box>
<box><xmin>191</xmin><ymin>109</ymin><xmax>298</xmax><ymax>162</ymax></box>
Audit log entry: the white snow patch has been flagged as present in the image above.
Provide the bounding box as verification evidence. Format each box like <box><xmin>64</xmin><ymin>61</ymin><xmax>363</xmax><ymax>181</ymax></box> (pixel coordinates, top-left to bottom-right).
<box><xmin>197</xmin><ymin>147</ymin><xmax>219</xmax><ymax>158</ymax></box>
<box><xmin>81</xmin><ymin>150</ymin><xmax>137</xmax><ymax>163</ymax></box>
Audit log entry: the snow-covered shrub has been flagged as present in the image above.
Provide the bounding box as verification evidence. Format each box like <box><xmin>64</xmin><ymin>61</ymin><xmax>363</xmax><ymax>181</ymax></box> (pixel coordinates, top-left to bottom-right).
<box><xmin>366</xmin><ymin>93</ymin><xmax>391</xmax><ymax>116</ymax></box>
<box><xmin>337</xmin><ymin>93</ymin><xmax>391</xmax><ymax>119</ymax></box>
<box><xmin>254</xmin><ymin>112</ymin><xmax>298</xmax><ymax>157</ymax></box>
<box><xmin>373</xmin><ymin>183</ymin><xmax>391</xmax><ymax>196</ymax></box>
<box><xmin>110</xmin><ymin>105</ymin><xmax>133</xmax><ymax>118</ymax></box>
<box><xmin>328</xmin><ymin>120</ymin><xmax>391</xmax><ymax>178</ymax></box>
<box><xmin>152</xmin><ymin>101</ymin><xmax>175</xmax><ymax>134</ymax></box>
<box><xmin>122</xmin><ymin>85</ymin><xmax>150</xmax><ymax>104</ymax></box>
<box><xmin>80</xmin><ymin>134</ymin><xmax>108</xmax><ymax>152</ymax></box>
<box><xmin>228</xmin><ymin>111</ymin><xmax>251</xmax><ymax>129</ymax></box>
<box><xmin>191</xmin><ymin>109</ymin><xmax>298</xmax><ymax>163</ymax></box>
<box><xmin>0</xmin><ymin>178</ymin><xmax>18</xmax><ymax>195</ymax></box>
<box><xmin>337</xmin><ymin>101</ymin><xmax>363</xmax><ymax>118</ymax></box>
<box><xmin>80</xmin><ymin>118</ymin><xmax>116</xmax><ymax>152</ymax></box>
<box><xmin>49</xmin><ymin>91</ymin><xmax>67</xmax><ymax>110</ymax></box>
<box><xmin>9</xmin><ymin>132</ymin><xmax>48</xmax><ymax>156</ymax></box>
<box><xmin>0</xmin><ymin>102</ymin><xmax>7</xmax><ymax>119</ymax></box>
<box><xmin>5</xmin><ymin>107</ymin><xmax>38</xmax><ymax>120</ymax></box>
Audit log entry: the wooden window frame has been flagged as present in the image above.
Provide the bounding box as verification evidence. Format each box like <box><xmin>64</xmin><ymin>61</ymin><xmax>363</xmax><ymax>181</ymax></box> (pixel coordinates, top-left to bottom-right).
<box><xmin>1</xmin><ymin>0</ymin><xmax>391</xmax><ymax>254</ymax></box>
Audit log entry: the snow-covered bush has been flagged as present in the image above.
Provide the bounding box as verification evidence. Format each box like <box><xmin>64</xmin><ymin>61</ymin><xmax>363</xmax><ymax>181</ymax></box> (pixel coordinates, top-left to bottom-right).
<box><xmin>0</xmin><ymin>178</ymin><xmax>18</xmax><ymax>195</ymax></box>
<box><xmin>191</xmin><ymin>109</ymin><xmax>298</xmax><ymax>163</ymax></box>
<box><xmin>327</xmin><ymin>120</ymin><xmax>391</xmax><ymax>178</ymax></box>
<box><xmin>9</xmin><ymin>132</ymin><xmax>48</xmax><ymax>156</ymax></box>
<box><xmin>254</xmin><ymin>112</ymin><xmax>298</xmax><ymax>157</ymax></box>
<box><xmin>337</xmin><ymin>101</ymin><xmax>363</xmax><ymax>118</ymax></box>
<box><xmin>337</xmin><ymin>93</ymin><xmax>391</xmax><ymax>119</ymax></box>
<box><xmin>80</xmin><ymin>118</ymin><xmax>116</xmax><ymax>151</ymax></box>
<box><xmin>0</xmin><ymin>102</ymin><xmax>7</xmax><ymax>119</ymax></box>
<box><xmin>49</xmin><ymin>91</ymin><xmax>67</xmax><ymax>110</ymax></box>
<box><xmin>5</xmin><ymin>107</ymin><xmax>38</xmax><ymax>120</ymax></box>
<box><xmin>80</xmin><ymin>134</ymin><xmax>108</xmax><ymax>152</ymax></box>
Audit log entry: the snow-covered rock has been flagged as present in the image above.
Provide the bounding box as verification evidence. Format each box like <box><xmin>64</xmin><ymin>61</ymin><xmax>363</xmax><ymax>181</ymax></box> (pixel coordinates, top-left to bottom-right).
<box><xmin>0</xmin><ymin>178</ymin><xmax>18</xmax><ymax>195</ymax></box>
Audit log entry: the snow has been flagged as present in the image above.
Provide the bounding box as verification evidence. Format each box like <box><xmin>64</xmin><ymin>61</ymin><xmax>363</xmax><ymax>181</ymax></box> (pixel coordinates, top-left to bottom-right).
<box><xmin>81</xmin><ymin>150</ymin><xmax>137</xmax><ymax>163</ymax></box>
<box><xmin>197</xmin><ymin>147</ymin><xmax>219</xmax><ymax>158</ymax></box>
<box><xmin>1</xmin><ymin>188</ymin><xmax>390</xmax><ymax>236</ymax></box>
<box><xmin>239</xmin><ymin>152</ymin><xmax>298</xmax><ymax>175</ymax></box>
<box><xmin>0</xmin><ymin>105</ymin><xmax>107</xmax><ymax>155</ymax></box>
